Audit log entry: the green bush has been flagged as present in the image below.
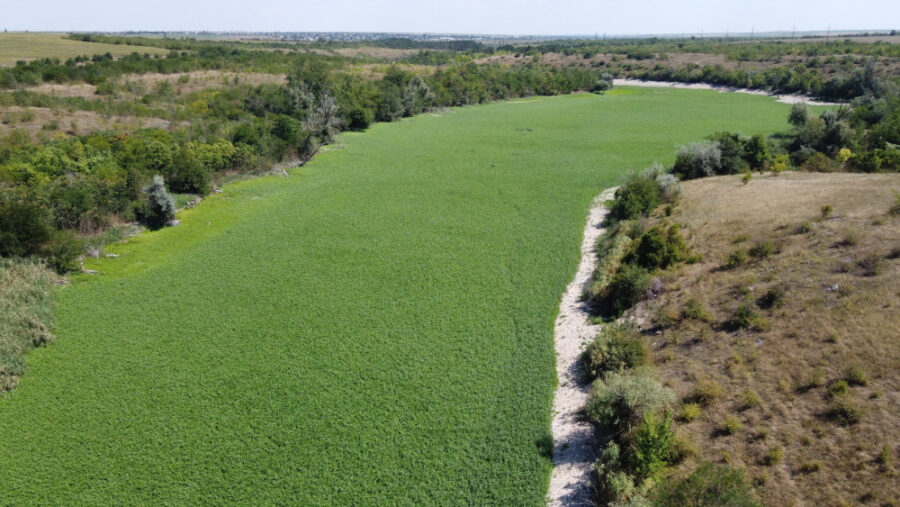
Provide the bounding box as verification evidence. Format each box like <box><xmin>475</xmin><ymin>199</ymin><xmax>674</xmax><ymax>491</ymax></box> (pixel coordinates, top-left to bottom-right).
<box><xmin>763</xmin><ymin>446</ymin><xmax>784</xmax><ymax>466</ymax></box>
<box><xmin>0</xmin><ymin>189</ymin><xmax>53</xmax><ymax>258</ymax></box>
<box><xmin>623</xmin><ymin>225</ymin><xmax>688</xmax><ymax>271</ymax></box>
<box><xmin>748</xmin><ymin>240</ymin><xmax>776</xmax><ymax>260</ymax></box>
<box><xmin>628</xmin><ymin>412</ymin><xmax>675</xmax><ymax>480</ymax></box>
<box><xmin>584</xmin><ymin>325</ymin><xmax>648</xmax><ymax>379</ymax></box>
<box><xmin>720</xmin><ymin>416</ymin><xmax>743</xmax><ymax>435</ymax></box>
<box><xmin>722</xmin><ymin>249</ymin><xmax>749</xmax><ymax>269</ymax></box>
<box><xmin>828</xmin><ymin>380</ymin><xmax>850</xmax><ymax>397</ymax></box>
<box><xmin>602</xmin><ymin>264</ymin><xmax>652</xmax><ymax>317</ymax></box>
<box><xmin>138</xmin><ymin>175</ymin><xmax>176</xmax><ymax>229</ymax></box>
<box><xmin>610</xmin><ymin>171</ymin><xmax>662</xmax><ymax>221</ymax></box>
<box><xmin>655</xmin><ymin>463</ymin><xmax>761</xmax><ymax>506</ymax></box>
<box><xmin>726</xmin><ymin>302</ymin><xmax>768</xmax><ymax>331</ymax></box>
<box><xmin>679</xmin><ymin>403</ymin><xmax>702</xmax><ymax>422</ymax></box>
<box><xmin>586</xmin><ymin>368</ymin><xmax>675</xmax><ymax>433</ymax></box>
<box><xmin>690</xmin><ymin>378</ymin><xmax>724</xmax><ymax>406</ymax></box>
<box><xmin>844</xmin><ymin>365</ymin><xmax>869</xmax><ymax>386</ymax></box>
<box><xmin>683</xmin><ymin>298</ymin><xmax>712</xmax><ymax>322</ymax></box>
<box><xmin>40</xmin><ymin>230</ymin><xmax>82</xmax><ymax>273</ymax></box>
<box><xmin>673</xmin><ymin>141</ymin><xmax>722</xmax><ymax>179</ymax></box>
<box><xmin>829</xmin><ymin>397</ymin><xmax>864</xmax><ymax>425</ymax></box>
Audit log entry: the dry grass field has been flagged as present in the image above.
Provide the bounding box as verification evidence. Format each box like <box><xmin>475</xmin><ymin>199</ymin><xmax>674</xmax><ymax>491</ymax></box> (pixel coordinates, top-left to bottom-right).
<box><xmin>629</xmin><ymin>172</ymin><xmax>900</xmax><ymax>505</ymax></box>
<box><xmin>0</xmin><ymin>33</ymin><xmax>168</xmax><ymax>66</ymax></box>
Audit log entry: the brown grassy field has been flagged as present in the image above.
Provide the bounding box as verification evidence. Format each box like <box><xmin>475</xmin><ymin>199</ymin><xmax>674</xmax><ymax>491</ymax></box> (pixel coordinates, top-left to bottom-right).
<box><xmin>627</xmin><ymin>172</ymin><xmax>900</xmax><ymax>505</ymax></box>
<box><xmin>0</xmin><ymin>33</ymin><xmax>168</xmax><ymax>66</ymax></box>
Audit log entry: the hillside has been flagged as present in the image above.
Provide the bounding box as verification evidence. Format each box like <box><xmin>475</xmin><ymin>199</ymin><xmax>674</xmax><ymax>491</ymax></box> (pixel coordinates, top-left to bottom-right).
<box><xmin>626</xmin><ymin>173</ymin><xmax>899</xmax><ymax>504</ymax></box>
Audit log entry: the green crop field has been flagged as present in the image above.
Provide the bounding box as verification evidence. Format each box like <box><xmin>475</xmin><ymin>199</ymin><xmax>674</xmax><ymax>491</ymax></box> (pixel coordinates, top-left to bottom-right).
<box><xmin>0</xmin><ymin>33</ymin><xmax>168</xmax><ymax>66</ymax></box>
<box><xmin>0</xmin><ymin>88</ymin><xmax>795</xmax><ymax>504</ymax></box>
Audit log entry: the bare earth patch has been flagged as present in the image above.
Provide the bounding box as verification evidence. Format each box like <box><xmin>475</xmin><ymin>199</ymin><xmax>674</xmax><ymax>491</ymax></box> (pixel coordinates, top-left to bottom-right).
<box><xmin>613</xmin><ymin>79</ymin><xmax>840</xmax><ymax>105</ymax></box>
<box><xmin>548</xmin><ymin>187</ymin><xmax>617</xmax><ymax>506</ymax></box>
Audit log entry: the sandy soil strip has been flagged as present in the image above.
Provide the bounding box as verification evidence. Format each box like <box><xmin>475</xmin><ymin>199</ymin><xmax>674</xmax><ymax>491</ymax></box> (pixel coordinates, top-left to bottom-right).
<box><xmin>547</xmin><ymin>187</ymin><xmax>617</xmax><ymax>507</ymax></box>
<box><xmin>614</xmin><ymin>78</ymin><xmax>840</xmax><ymax>106</ymax></box>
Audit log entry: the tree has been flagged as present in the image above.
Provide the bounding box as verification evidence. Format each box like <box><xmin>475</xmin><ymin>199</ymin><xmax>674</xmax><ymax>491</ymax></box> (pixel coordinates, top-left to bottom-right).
<box><xmin>139</xmin><ymin>175</ymin><xmax>175</xmax><ymax>229</ymax></box>
<box><xmin>788</xmin><ymin>103</ymin><xmax>808</xmax><ymax>127</ymax></box>
<box><xmin>303</xmin><ymin>93</ymin><xmax>343</xmax><ymax>144</ymax></box>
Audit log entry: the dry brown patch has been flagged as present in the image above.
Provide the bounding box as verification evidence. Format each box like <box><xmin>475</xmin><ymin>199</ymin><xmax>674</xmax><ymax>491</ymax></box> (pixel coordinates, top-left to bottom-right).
<box><xmin>627</xmin><ymin>172</ymin><xmax>900</xmax><ymax>505</ymax></box>
<box><xmin>0</xmin><ymin>106</ymin><xmax>173</xmax><ymax>140</ymax></box>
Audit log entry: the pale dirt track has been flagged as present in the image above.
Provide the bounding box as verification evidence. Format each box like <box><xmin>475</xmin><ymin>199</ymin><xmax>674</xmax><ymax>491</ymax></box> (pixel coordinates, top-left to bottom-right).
<box><xmin>614</xmin><ymin>78</ymin><xmax>840</xmax><ymax>106</ymax></box>
<box><xmin>547</xmin><ymin>187</ymin><xmax>616</xmax><ymax>507</ymax></box>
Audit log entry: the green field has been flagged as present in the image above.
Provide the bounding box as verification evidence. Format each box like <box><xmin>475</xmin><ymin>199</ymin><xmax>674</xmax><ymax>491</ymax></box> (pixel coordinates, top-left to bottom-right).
<box><xmin>0</xmin><ymin>88</ymin><xmax>794</xmax><ymax>504</ymax></box>
<box><xmin>0</xmin><ymin>33</ymin><xmax>168</xmax><ymax>66</ymax></box>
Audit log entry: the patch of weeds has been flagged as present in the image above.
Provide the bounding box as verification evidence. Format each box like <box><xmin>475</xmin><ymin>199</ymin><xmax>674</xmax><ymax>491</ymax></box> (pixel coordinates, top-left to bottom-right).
<box><xmin>749</xmin><ymin>240</ymin><xmax>776</xmax><ymax>260</ymax></box>
<box><xmin>690</xmin><ymin>378</ymin><xmax>724</xmax><ymax>406</ymax></box>
<box><xmin>820</xmin><ymin>205</ymin><xmax>833</xmax><ymax>218</ymax></box>
<box><xmin>763</xmin><ymin>446</ymin><xmax>784</xmax><ymax>466</ymax></box>
<box><xmin>799</xmin><ymin>460</ymin><xmax>822</xmax><ymax>474</ymax></box>
<box><xmin>890</xmin><ymin>190</ymin><xmax>900</xmax><ymax>216</ymax></box>
<box><xmin>739</xmin><ymin>389</ymin><xmax>762</xmax><ymax>410</ymax></box>
<box><xmin>722</xmin><ymin>249</ymin><xmax>749</xmax><ymax>270</ymax></box>
<box><xmin>878</xmin><ymin>444</ymin><xmax>894</xmax><ymax>473</ymax></box>
<box><xmin>652</xmin><ymin>305</ymin><xmax>681</xmax><ymax>330</ymax></box>
<box><xmin>720</xmin><ymin>416</ymin><xmax>743</xmax><ymax>435</ymax></box>
<box><xmin>840</xmin><ymin>228</ymin><xmax>860</xmax><ymax>247</ymax></box>
<box><xmin>844</xmin><ymin>365</ymin><xmax>869</xmax><ymax>386</ymax></box>
<box><xmin>741</xmin><ymin>171</ymin><xmax>752</xmax><ymax>185</ymax></box>
<box><xmin>685</xmin><ymin>253</ymin><xmax>704</xmax><ymax>264</ymax></box>
<box><xmin>679</xmin><ymin>403</ymin><xmax>701</xmax><ymax>422</ymax></box>
<box><xmin>887</xmin><ymin>246</ymin><xmax>900</xmax><ymax>259</ymax></box>
<box><xmin>732</xmin><ymin>233</ymin><xmax>750</xmax><ymax>244</ymax></box>
<box><xmin>682</xmin><ymin>298</ymin><xmax>712</xmax><ymax>322</ymax></box>
<box><xmin>726</xmin><ymin>302</ymin><xmax>769</xmax><ymax>332</ymax></box>
<box><xmin>794</xmin><ymin>222</ymin><xmax>813</xmax><ymax>234</ymax></box>
<box><xmin>828</xmin><ymin>397</ymin><xmax>865</xmax><ymax>426</ymax></box>
<box><xmin>857</xmin><ymin>253</ymin><xmax>884</xmax><ymax>276</ymax></box>
<box><xmin>798</xmin><ymin>367</ymin><xmax>826</xmax><ymax>392</ymax></box>
<box><xmin>828</xmin><ymin>380</ymin><xmax>850</xmax><ymax>397</ymax></box>
<box><xmin>668</xmin><ymin>435</ymin><xmax>698</xmax><ymax>464</ymax></box>
<box><xmin>757</xmin><ymin>285</ymin><xmax>786</xmax><ymax>309</ymax></box>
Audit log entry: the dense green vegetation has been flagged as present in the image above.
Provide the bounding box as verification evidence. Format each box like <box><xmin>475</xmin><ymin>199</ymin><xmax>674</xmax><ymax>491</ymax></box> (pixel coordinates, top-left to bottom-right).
<box><xmin>0</xmin><ymin>47</ymin><xmax>611</xmax><ymax>271</ymax></box>
<box><xmin>0</xmin><ymin>259</ymin><xmax>56</xmax><ymax>393</ymax></box>
<box><xmin>0</xmin><ymin>88</ymin><xmax>794</xmax><ymax>503</ymax></box>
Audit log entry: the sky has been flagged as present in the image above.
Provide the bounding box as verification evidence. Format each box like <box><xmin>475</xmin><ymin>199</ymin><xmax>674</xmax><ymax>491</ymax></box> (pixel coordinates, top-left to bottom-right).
<box><xmin>1</xmin><ymin>0</ymin><xmax>898</xmax><ymax>36</ymax></box>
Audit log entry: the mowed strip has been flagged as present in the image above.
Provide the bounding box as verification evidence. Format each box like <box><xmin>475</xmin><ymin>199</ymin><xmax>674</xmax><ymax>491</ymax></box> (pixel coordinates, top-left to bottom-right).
<box><xmin>0</xmin><ymin>88</ymin><xmax>792</xmax><ymax>504</ymax></box>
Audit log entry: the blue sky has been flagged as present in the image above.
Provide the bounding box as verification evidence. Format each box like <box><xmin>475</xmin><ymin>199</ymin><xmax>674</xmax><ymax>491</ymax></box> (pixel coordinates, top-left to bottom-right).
<box><xmin>1</xmin><ymin>0</ymin><xmax>898</xmax><ymax>35</ymax></box>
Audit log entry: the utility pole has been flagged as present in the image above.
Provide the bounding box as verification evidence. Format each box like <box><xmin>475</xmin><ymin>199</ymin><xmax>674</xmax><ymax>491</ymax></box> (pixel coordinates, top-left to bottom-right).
<box><xmin>791</xmin><ymin>25</ymin><xmax>795</xmax><ymax>44</ymax></box>
<box><xmin>826</xmin><ymin>25</ymin><xmax>831</xmax><ymax>42</ymax></box>
<box><xmin>750</xmin><ymin>26</ymin><xmax>754</xmax><ymax>40</ymax></box>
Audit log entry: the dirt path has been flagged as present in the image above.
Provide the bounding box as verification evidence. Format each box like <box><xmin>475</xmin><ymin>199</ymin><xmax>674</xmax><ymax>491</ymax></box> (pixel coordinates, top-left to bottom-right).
<box><xmin>614</xmin><ymin>78</ymin><xmax>840</xmax><ymax>106</ymax></box>
<box><xmin>547</xmin><ymin>187</ymin><xmax>617</xmax><ymax>506</ymax></box>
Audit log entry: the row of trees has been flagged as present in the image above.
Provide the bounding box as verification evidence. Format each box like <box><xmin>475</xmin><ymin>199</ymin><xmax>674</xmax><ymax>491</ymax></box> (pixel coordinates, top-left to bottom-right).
<box><xmin>0</xmin><ymin>53</ymin><xmax>612</xmax><ymax>271</ymax></box>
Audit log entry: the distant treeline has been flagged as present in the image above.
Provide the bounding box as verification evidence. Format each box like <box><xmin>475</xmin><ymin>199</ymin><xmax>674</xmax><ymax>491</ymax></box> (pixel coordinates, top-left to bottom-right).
<box><xmin>0</xmin><ymin>50</ymin><xmax>611</xmax><ymax>271</ymax></box>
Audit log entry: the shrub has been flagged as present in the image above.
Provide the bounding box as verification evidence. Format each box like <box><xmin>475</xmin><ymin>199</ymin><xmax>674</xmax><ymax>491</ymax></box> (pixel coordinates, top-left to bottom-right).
<box><xmin>690</xmin><ymin>378</ymin><xmax>724</xmax><ymax>406</ymax></box>
<box><xmin>799</xmin><ymin>461</ymin><xmax>822</xmax><ymax>474</ymax></box>
<box><xmin>0</xmin><ymin>189</ymin><xmax>54</xmax><ymax>258</ymax></box>
<box><xmin>683</xmin><ymin>298</ymin><xmax>712</xmax><ymax>322</ymax></box>
<box><xmin>722</xmin><ymin>249</ymin><xmax>748</xmax><ymax>269</ymax></box>
<box><xmin>40</xmin><ymin>229</ymin><xmax>82</xmax><ymax>273</ymax></box>
<box><xmin>829</xmin><ymin>397</ymin><xmax>864</xmax><ymax>425</ymax></box>
<box><xmin>739</xmin><ymin>389</ymin><xmax>762</xmax><ymax>409</ymax></box>
<box><xmin>586</xmin><ymin>368</ymin><xmax>675</xmax><ymax>433</ymax></box>
<box><xmin>726</xmin><ymin>302</ymin><xmax>767</xmax><ymax>331</ymax></box>
<box><xmin>679</xmin><ymin>403</ymin><xmax>702</xmax><ymax>422</ymax></box>
<box><xmin>347</xmin><ymin>107</ymin><xmax>373</xmax><ymax>130</ymax></box>
<box><xmin>655</xmin><ymin>172</ymin><xmax>682</xmax><ymax>203</ymax></box>
<box><xmin>763</xmin><ymin>446</ymin><xmax>784</xmax><ymax>466</ymax></box>
<box><xmin>844</xmin><ymin>365</ymin><xmax>869</xmax><ymax>386</ymax></box>
<box><xmin>623</xmin><ymin>225</ymin><xmax>688</xmax><ymax>271</ymax></box>
<box><xmin>794</xmin><ymin>222</ymin><xmax>813</xmax><ymax>234</ymax></box>
<box><xmin>139</xmin><ymin>175</ymin><xmax>176</xmax><ymax>229</ymax></box>
<box><xmin>820</xmin><ymin>205</ymin><xmax>833</xmax><ymax>218</ymax></box>
<box><xmin>584</xmin><ymin>325</ymin><xmax>648</xmax><ymax>379</ymax></box>
<box><xmin>788</xmin><ymin>103</ymin><xmax>809</xmax><ymax>127</ymax></box>
<box><xmin>857</xmin><ymin>253</ymin><xmax>884</xmax><ymax>276</ymax></box>
<box><xmin>721</xmin><ymin>416</ymin><xmax>743</xmax><ymax>435</ymax></box>
<box><xmin>828</xmin><ymin>380</ymin><xmax>849</xmax><ymax>397</ymax></box>
<box><xmin>748</xmin><ymin>241</ymin><xmax>776</xmax><ymax>259</ymax></box>
<box><xmin>628</xmin><ymin>412</ymin><xmax>675</xmax><ymax>480</ymax></box>
<box><xmin>654</xmin><ymin>463</ymin><xmax>761</xmax><ymax>507</ymax></box>
<box><xmin>673</xmin><ymin>142</ymin><xmax>723</xmax><ymax>179</ymax></box>
<box><xmin>602</xmin><ymin>264</ymin><xmax>652</xmax><ymax>317</ymax></box>
<box><xmin>757</xmin><ymin>285</ymin><xmax>786</xmax><ymax>309</ymax></box>
<box><xmin>610</xmin><ymin>171</ymin><xmax>662</xmax><ymax>221</ymax></box>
